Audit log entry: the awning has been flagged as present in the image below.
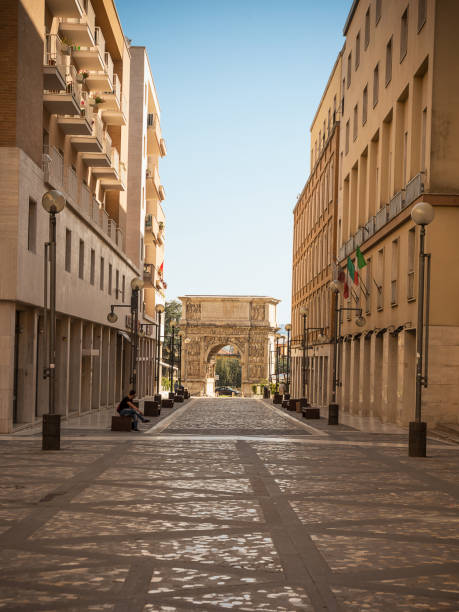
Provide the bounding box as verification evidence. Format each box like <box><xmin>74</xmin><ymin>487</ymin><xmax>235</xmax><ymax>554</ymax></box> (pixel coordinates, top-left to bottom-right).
<box><xmin>118</xmin><ymin>330</ymin><xmax>131</xmax><ymax>343</ymax></box>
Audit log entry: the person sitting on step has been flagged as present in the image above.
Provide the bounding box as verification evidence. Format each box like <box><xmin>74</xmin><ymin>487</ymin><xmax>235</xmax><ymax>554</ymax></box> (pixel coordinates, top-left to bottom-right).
<box><xmin>117</xmin><ymin>390</ymin><xmax>150</xmax><ymax>431</ymax></box>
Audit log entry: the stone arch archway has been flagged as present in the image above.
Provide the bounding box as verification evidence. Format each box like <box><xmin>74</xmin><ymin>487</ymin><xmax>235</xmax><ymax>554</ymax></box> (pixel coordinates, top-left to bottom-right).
<box><xmin>179</xmin><ymin>295</ymin><xmax>280</xmax><ymax>397</ymax></box>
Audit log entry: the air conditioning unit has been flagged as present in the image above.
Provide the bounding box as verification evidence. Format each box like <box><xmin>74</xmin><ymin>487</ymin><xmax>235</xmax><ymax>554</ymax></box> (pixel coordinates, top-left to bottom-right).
<box><xmin>147</xmin><ymin>113</ymin><xmax>154</xmax><ymax>127</ymax></box>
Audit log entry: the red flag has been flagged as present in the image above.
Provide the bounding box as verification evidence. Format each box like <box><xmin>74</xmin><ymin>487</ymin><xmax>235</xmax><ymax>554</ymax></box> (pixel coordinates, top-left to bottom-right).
<box><xmin>159</xmin><ymin>261</ymin><xmax>164</xmax><ymax>276</ymax></box>
<box><xmin>338</xmin><ymin>269</ymin><xmax>349</xmax><ymax>299</ymax></box>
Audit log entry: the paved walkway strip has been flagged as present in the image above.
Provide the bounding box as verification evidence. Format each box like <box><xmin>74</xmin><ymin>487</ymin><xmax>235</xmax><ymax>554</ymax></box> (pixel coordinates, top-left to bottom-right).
<box><xmin>0</xmin><ymin>397</ymin><xmax>457</xmax><ymax>610</ymax></box>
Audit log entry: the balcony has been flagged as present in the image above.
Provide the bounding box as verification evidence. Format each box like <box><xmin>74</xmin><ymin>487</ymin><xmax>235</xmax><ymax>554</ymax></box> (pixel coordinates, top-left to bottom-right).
<box><xmin>405</xmin><ymin>172</ymin><xmax>424</xmax><ymax>206</ymax></box>
<box><xmin>158</xmin><ymin>184</ymin><xmax>166</xmax><ymax>201</ymax></box>
<box><xmin>46</xmin><ymin>0</ymin><xmax>84</xmax><ymax>18</ymax></box>
<box><xmin>145</xmin><ymin>162</ymin><xmax>161</xmax><ymax>199</ymax></box>
<box><xmin>160</xmin><ymin>137</ymin><xmax>167</xmax><ymax>157</ymax></box>
<box><xmin>58</xmin><ymin>0</ymin><xmax>95</xmax><ymax>46</ymax></box>
<box><xmin>144</xmin><ymin>213</ymin><xmax>159</xmax><ymax>245</ymax></box>
<box><xmin>143</xmin><ymin>263</ymin><xmax>155</xmax><ymax>288</ymax></box>
<box><xmin>388</xmin><ymin>190</ymin><xmax>404</xmax><ymax>221</ymax></box>
<box><xmin>44</xmin><ymin>63</ymin><xmax>82</xmax><ymax>116</ymax></box>
<box><xmin>43</xmin><ymin>34</ymin><xmax>68</xmax><ymax>89</ymax></box>
<box><xmin>374</xmin><ymin>205</ymin><xmax>388</xmax><ymax>231</ymax></box>
<box><xmin>99</xmin><ymin>74</ymin><xmax>126</xmax><ymax>126</ymax></box>
<box><xmin>83</xmin><ymin>50</ymin><xmax>114</xmax><ymax>92</ymax></box>
<box><xmin>147</xmin><ymin>113</ymin><xmax>161</xmax><ymax>154</ymax></box>
<box><xmin>71</xmin><ymin>26</ymin><xmax>106</xmax><ymax>73</ymax></box>
<box><xmin>71</xmin><ymin>115</ymin><xmax>105</xmax><ymax>156</ymax></box>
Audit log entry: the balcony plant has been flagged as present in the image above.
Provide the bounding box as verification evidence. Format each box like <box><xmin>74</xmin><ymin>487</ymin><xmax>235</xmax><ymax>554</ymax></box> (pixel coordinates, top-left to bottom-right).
<box><xmin>76</xmin><ymin>71</ymin><xmax>89</xmax><ymax>83</ymax></box>
<box><xmin>60</xmin><ymin>37</ymin><xmax>73</xmax><ymax>55</ymax></box>
<box><xmin>159</xmin><ymin>221</ymin><xmax>165</xmax><ymax>231</ymax></box>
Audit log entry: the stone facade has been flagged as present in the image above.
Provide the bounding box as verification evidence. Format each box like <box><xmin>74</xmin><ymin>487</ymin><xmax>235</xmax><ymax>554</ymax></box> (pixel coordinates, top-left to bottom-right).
<box><xmin>179</xmin><ymin>296</ymin><xmax>279</xmax><ymax>397</ymax></box>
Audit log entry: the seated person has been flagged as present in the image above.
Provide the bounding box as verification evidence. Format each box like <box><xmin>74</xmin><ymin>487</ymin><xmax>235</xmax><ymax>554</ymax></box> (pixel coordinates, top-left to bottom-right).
<box><xmin>117</xmin><ymin>390</ymin><xmax>150</xmax><ymax>431</ymax></box>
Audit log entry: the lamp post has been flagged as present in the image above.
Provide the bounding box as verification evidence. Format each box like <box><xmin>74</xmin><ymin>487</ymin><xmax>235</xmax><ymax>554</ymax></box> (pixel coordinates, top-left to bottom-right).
<box><xmin>328</xmin><ymin>278</ymin><xmax>365</xmax><ymax>425</ymax></box>
<box><xmin>178</xmin><ymin>331</ymin><xmax>185</xmax><ymax>386</ymax></box>
<box><xmin>410</xmin><ymin>201</ymin><xmax>435</xmax><ymax>457</ymax></box>
<box><xmin>41</xmin><ymin>190</ymin><xmax>65</xmax><ymax>451</ymax></box>
<box><xmin>183</xmin><ymin>337</ymin><xmax>191</xmax><ymax>387</ymax></box>
<box><xmin>275</xmin><ymin>333</ymin><xmax>281</xmax><ymax>392</ymax></box>
<box><xmin>106</xmin><ymin>275</ymin><xmax>144</xmax><ymax>389</ymax></box>
<box><xmin>155</xmin><ymin>303</ymin><xmax>165</xmax><ymax>395</ymax></box>
<box><xmin>299</xmin><ymin>306</ymin><xmax>308</xmax><ymax>401</ymax></box>
<box><xmin>169</xmin><ymin>320</ymin><xmax>177</xmax><ymax>395</ymax></box>
<box><xmin>285</xmin><ymin>324</ymin><xmax>291</xmax><ymax>394</ymax></box>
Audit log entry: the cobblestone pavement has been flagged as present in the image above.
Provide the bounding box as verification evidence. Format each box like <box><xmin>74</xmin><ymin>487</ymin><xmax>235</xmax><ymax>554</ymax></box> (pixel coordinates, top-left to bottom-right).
<box><xmin>0</xmin><ymin>398</ymin><xmax>458</xmax><ymax>611</ymax></box>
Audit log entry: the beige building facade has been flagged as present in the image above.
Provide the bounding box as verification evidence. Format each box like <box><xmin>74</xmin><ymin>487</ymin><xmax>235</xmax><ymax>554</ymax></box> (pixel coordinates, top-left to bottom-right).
<box><xmin>335</xmin><ymin>0</ymin><xmax>459</xmax><ymax>426</ymax></box>
<box><xmin>179</xmin><ymin>296</ymin><xmax>279</xmax><ymax>397</ymax></box>
<box><xmin>291</xmin><ymin>53</ymin><xmax>342</xmax><ymax>406</ymax></box>
<box><xmin>0</xmin><ymin>0</ymin><xmax>166</xmax><ymax>433</ymax></box>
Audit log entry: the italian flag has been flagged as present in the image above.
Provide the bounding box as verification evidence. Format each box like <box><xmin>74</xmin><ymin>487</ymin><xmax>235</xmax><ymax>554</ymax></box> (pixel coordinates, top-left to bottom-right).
<box><xmin>356</xmin><ymin>246</ymin><xmax>366</xmax><ymax>269</ymax></box>
<box><xmin>347</xmin><ymin>256</ymin><xmax>359</xmax><ymax>286</ymax></box>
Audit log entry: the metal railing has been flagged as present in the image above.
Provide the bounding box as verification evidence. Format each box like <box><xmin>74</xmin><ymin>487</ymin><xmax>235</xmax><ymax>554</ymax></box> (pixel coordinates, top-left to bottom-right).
<box><xmin>64</xmin><ymin>64</ymin><xmax>82</xmax><ymax>103</ymax></box>
<box><xmin>112</xmin><ymin>73</ymin><xmax>121</xmax><ymax>107</ymax></box>
<box><xmin>344</xmin><ymin>237</ymin><xmax>354</xmax><ymax>257</ymax></box>
<box><xmin>43</xmin><ymin>145</ymin><xmax>64</xmax><ymax>191</ymax></box>
<box><xmin>337</xmin><ymin>173</ymin><xmax>426</xmax><ymax>262</ymax></box>
<box><xmin>66</xmin><ymin>167</ymin><xmax>79</xmax><ymax>204</ymax></box>
<box><xmin>116</xmin><ymin>227</ymin><xmax>123</xmax><ymax>249</ymax></box>
<box><xmin>111</xmin><ymin>147</ymin><xmax>120</xmax><ymax>175</ymax></box>
<box><xmin>99</xmin><ymin>208</ymin><xmax>109</xmax><ymax>233</ymax></box>
<box><xmin>80</xmin><ymin>183</ymin><xmax>91</xmax><ymax>215</ymax></box>
<box><xmin>104</xmin><ymin>52</ymin><xmax>114</xmax><ymax>87</ymax></box>
<box><xmin>104</xmin><ymin>130</ymin><xmax>112</xmax><ymax>159</ymax></box>
<box><xmin>388</xmin><ymin>190</ymin><xmax>404</xmax><ymax>221</ymax></box>
<box><xmin>94</xmin><ymin>26</ymin><xmax>105</xmax><ymax>57</ymax></box>
<box><xmin>375</xmin><ymin>205</ymin><xmax>388</xmax><ymax>231</ymax></box>
<box><xmin>405</xmin><ymin>172</ymin><xmax>424</xmax><ymax>206</ymax></box>
<box><xmin>43</xmin><ymin>34</ymin><xmax>68</xmax><ymax>70</ymax></box>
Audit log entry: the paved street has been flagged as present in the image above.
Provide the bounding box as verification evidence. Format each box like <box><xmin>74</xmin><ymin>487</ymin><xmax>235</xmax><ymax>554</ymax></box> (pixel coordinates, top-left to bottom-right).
<box><xmin>0</xmin><ymin>398</ymin><xmax>458</xmax><ymax>611</ymax></box>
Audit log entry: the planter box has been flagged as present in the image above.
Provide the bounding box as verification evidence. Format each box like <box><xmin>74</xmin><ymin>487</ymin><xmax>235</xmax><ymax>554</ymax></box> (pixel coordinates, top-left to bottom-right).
<box><xmin>281</xmin><ymin>400</ymin><xmax>289</xmax><ymax>409</ymax></box>
<box><xmin>273</xmin><ymin>394</ymin><xmax>282</xmax><ymax>405</ymax></box>
<box><xmin>144</xmin><ymin>401</ymin><xmax>160</xmax><ymax>417</ymax></box>
<box><xmin>302</xmin><ymin>408</ymin><xmax>320</xmax><ymax>419</ymax></box>
<box><xmin>175</xmin><ymin>395</ymin><xmax>184</xmax><ymax>403</ymax></box>
<box><xmin>162</xmin><ymin>399</ymin><xmax>174</xmax><ymax>409</ymax></box>
<box><xmin>111</xmin><ymin>416</ymin><xmax>132</xmax><ymax>431</ymax></box>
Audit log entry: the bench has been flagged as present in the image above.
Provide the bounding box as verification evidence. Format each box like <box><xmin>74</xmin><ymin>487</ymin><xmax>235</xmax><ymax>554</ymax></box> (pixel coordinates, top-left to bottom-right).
<box><xmin>111</xmin><ymin>416</ymin><xmax>132</xmax><ymax>431</ymax></box>
<box><xmin>162</xmin><ymin>399</ymin><xmax>174</xmax><ymax>408</ymax></box>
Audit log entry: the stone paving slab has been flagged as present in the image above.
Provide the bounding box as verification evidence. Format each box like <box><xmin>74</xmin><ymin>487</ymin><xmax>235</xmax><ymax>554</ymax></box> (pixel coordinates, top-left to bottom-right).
<box><xmin>0</xmin><ymin>398</ymin><xmax>458</xmax><ymax>610</ymax></box>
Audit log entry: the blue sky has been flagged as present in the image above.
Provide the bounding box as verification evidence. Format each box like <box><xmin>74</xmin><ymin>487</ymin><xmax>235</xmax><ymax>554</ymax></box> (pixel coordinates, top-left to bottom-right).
<box><xmin>116</xmin><ymin>0</ymin><xmax>352</xmax><ymax>323</ymax></box>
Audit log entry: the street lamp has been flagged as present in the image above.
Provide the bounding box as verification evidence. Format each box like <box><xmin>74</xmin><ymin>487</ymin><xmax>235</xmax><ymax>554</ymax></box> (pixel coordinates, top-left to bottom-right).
<box><xmin>275</xmin><ymin>333</ymin><xmax>281</xmax><ymax>392</ymax></box>
<box><xmin>285</xmin><ymin>324</ymin><xmax>292</xmax><ymax>394</ymax></box>
<box><xmin>42</xmin><ymin>190</ymin><xmax>65</xmax><ymax>451</ymax></box>
<box><xmin>106</xmin><ymin>275</ymin><xmax>143</xmax><ymax>388</ymax></box>
<box><xmin>155</xmin><ymin>303</ymin><xmax>165</xmax><ymax>396</ymax></box>
<box><xmin>410</xmin><ymin>201</ymin><xmax>435</xmax><ymax>457</ymax></box>
<box><xmin>169</xmin><ymin>320</ymin><xmax>177</xmax><ymax>395</ymax></box>
<box><xmin>183</xmin><ymin>337</ymin><xmax>191</xmax><ymax>386</ymax></box>
<box><xmin>178</xmin><ymin>331</ymin><xmax>185</xmax><ymax>386</ymax></box>
<box><xmin>328</xmin><ymin>279</ymin><xmax>366</xmax><ymax>425</ymax></box>
<box><xmin>299</xmin><ymin>306</ymin><xmax>309</xmax><ymax>401</ymax></box>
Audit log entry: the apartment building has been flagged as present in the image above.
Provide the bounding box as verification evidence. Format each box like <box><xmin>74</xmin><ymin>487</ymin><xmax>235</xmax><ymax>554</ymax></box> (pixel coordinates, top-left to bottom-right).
<box><xmin>290</xmin><ymin>53</ymin><xmax>342</xmax><ymax>405</ymax></box>
<box><xmin>0</xmin><ymin>0</ymin><xmax>165</xmax><ymax>433</ymax></box>
<box><xmin>336</xmin><ymin>0</ymin><xmax>459</xmax><ymax>425</ymax></box>
<box><xmin>127</xmin><ymin>45</ymin><xmax>167</xmax><ymax>392</ymax></box>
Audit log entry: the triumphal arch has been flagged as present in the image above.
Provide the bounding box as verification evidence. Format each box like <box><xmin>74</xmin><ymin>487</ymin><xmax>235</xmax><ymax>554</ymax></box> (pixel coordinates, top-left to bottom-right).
<box><xmin>179</xmin><ymin>295</ymin><xmax>280</xmax><ymax>397</ymax></box>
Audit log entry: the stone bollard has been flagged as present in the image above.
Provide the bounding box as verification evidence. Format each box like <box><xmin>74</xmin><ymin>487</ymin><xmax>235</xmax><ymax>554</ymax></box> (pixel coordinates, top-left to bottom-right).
<box><xmin>328</xmin><ymin>403</ymin><xmax>339</xmax><ymax>425</ymax></box>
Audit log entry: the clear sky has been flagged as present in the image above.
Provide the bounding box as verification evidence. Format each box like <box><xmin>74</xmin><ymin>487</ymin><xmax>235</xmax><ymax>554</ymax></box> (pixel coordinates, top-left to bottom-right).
<box><xmin>116</xmin><ymin>0</ymin><xmax>352</xmax><ymax>323</ymax></box>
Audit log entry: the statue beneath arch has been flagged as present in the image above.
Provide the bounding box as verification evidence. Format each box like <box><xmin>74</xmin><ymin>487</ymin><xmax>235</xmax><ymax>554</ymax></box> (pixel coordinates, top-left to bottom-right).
<box><xmin>179</xmin><ymin>295</ymin><xmax>280</xmax><ymax>397</ymax></box>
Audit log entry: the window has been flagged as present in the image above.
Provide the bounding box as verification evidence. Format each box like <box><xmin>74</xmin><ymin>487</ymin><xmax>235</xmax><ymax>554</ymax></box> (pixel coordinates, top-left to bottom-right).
<box><xmin>342</xmin><ymin>79</ymin><xmax>345</xmax><ymax>114</ymax></box>
<box><xmin>333</xmin><ymin>95</ymin><xmax>337</xmax><ymax>123</ymax></box>
<box><xmin>328</xmin><ymin>109</ymin><xmax>331</xmax><ymax>134</ymax></box>
<box><xmin>78</xmin><ymin>240</ymin><xmax>84</xmax><ymax>280</ymax></box>
<box><xmin>27</xmin><ymin>199</ymin><xmax>37</xmax><ymax>252</ymax></box>
<box><xmin>421</xmin><ymin>107</ymin><xmax>427</xmax><ymax>170</ymax></box>
<box><xmin>108</xmin><ymin>263</ymin><xmax>112</xmax><ymax>295</ymax></box>
<box><xmin>373</xmin><ymin>63</ymin><xmax>379</xmax><ymax>107</ymax></box>
<box><xmin>403</xmin><ymin>131</ymin><xmax>408</xmax><ymax>186</ymax></box>
<box><xmin>365</xmin><ymin>7</ymin><xmax>370</xmax><ymax>48</ymax></box>
<box><xmin>115</xmin><ymin>269</ymin><xmax>119</xmax><ymax>300</ymax></box>
<box><xmin>408</xmin><ymin>228</ymin><xmax>416</xmax><ymax>300</ymax></box>
<box><xmin>65</xmin><ymin>229</ymin><xmax>71</xmax><ymax>272</ymax></box>
<box><xmin>400</xmin><ymin>8</ymin><xmax>408</xmax><ymax>61</ymax></box>
<box><xmin>100</xmin><ymin>257</ymin><xmax>104</xmax><ymax>291</ymax></box>
<box><xmin>353</xmin><ymin>105</ymin><xmax>358</xmax><ymax>141</ymax></box>
<box><xmin>377</xmin><ymin>248</ymin><xmax>384</xmax><ymax>310</ymax></box>
<box><xmin>365</xmin><ymin>257</ymin><xmax>372</xmax><ymax>314</ymax></box>
<box><xmin>355</xmin><ymin>32</ymin><xmax>360</xmax><ymax>68</ymax></box>
<box><xmin>391</xmin><ymin>239</ymin><xmax>399</xmax><ymax>306</ymax></box>
<box><xmin>418</xmin><ymin>0</ymin><xmax>426</xmax><ymax>31</ymax></box>
<box><xmin>345</xmin><ymin>120</ymin><xmax>350</xmax><ymax>154</ymax></box>
<box><xmin>347</xmin><ymin>53</ymin><xmax>352</xmax><ymax>88</ymax></box>
<box><xmin>385</xmin><ymin>37</ymin><xmax>393</xmax><ymax>85</ymax></box>
<box><xmin>122</xmin><ymin>274</ymin><xmax>125</xmax><ymax>302</ymax></box>
<box><xmin>376</xmin><ymin>0</ymin><xmax>382</xmax><ymax>24</ymax></box>
<box><xmin>90</xmin><ymin>249</ymin><xmax>95</xmax><ymax>285</ymax></box>
<box><xmin>362</xmin><ymin>85</ymin><xmax>368</xmax><ymax>125</ymax></box>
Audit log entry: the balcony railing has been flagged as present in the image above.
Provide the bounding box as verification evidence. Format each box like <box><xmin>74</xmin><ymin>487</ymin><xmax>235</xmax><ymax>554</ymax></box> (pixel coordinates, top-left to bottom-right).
<box><xmin>337</xmin><ymin>172</ymin><xmax>426</xmax><ymax>263</ymax></box>
<box><xmin>66</xmin><ymin>167</ymin><xmax>79</xmax><ymax>204</ymax></box>
<box><xmin>43</xmin><ymin>145</ymin><xmax>64</xmax><ymax>191</ymax></box>
<box><xmin>104</xmin><ymin>52</ymin><xmax>113</xmax><ymax>86</ymax></box>
<box><xmin>43</xmin><ymin>34</ymin><xmax>69</xmax><ymax>69</ymax></box>
<box><xmin>80</xmin><ymin>183</ymin><xmax>91</xmax><ymax>215</ymax></box>
<box><xmin>94</xmin><ymin>26</ymin><xmax>105</xmax><ymax>57</ymax></box>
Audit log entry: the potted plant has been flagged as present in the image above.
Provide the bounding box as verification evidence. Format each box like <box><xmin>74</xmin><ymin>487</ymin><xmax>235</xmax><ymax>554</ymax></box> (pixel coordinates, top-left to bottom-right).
<box><xmin>159</xmin><ymin>221</ymin><xmax>164</xmax><ymax>231</ymax></box>
<box><xmin>60</xmin><ymin>37</ymin><xmax>73</xmax><ymax>55</ymax></box>
<box><xmin>76</xmin><ymin>71</ymin><xmax>89</xmax><ymax>83</ymax></box>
